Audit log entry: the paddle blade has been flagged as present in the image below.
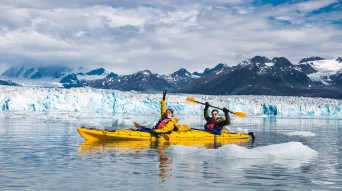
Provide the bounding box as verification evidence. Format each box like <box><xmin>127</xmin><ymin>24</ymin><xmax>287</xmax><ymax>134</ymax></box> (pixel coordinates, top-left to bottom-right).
<box><xmin>161</xmin><ymin>134</ymin><xmax>170</xmax><ymax>141</ymax></box>
<box><xmin>232</xmin><ymin>112</ymin><xmax>247</xmax><ymax>118</ymax></box>
<box><xmin>133</xmin><ymin>122</ymin><xmax>141</xmax><ymax>128</ymax></box>
<box><xmin>186</xmin><ymin>97</ymin><xmax>197</xmax><ymax>103</ymax></box>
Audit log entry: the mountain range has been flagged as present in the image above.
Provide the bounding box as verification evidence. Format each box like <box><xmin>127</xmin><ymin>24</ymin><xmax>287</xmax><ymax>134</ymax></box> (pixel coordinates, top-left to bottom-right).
<box><xmin>1</xmin><ymin>56</ymin><xmax>342</xmax><ymax>99</ymax></box>
<box><xmin>178</xmin><ymin>56</ymin><xmax>342</xmax><ymax>99</ymax></box>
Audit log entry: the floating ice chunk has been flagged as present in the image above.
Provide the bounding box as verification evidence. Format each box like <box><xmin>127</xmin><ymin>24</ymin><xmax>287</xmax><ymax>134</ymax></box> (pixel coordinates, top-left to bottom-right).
<box><xmin>285</xmin><ymin>131</ymin><xmax>316</xmax><ymax>137</ymax></box>
<box><xmin>250</xmin><ymin>142</ymin><xmax>318</xmax><ymax>159</ymax></box>
<box><xmin>166</xmin><ymin>142</ymin><xmax>318</xmax><ymax>160</ymax></box>
<box><xmin>112</xmin><ymin>118</ymin><xmax>134</xmax><ymax>128</ymax></box>
<box><xmin>233</xmin><ymin>128</ymin><xmax>248</xmax><ymax>134</ymax></box>
<box><xmin>222</xmin><ymin>126</ymin><xmax>230</xmax><ymax>131</ymax></box>
<box><xmin>80</xmin><ymin>121</ymin><xmax>101</xmax><ymax>127</ymax></box>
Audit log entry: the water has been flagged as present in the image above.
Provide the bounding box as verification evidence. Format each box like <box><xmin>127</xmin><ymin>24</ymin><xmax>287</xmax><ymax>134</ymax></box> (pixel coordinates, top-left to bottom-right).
<box><xmin>0</xmin><ymin>113</ymin><xmax>341</xmax><ymax>191</ymax></box>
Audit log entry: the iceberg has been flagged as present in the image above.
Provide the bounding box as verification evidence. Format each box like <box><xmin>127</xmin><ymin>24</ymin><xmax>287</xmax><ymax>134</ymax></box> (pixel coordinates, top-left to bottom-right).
<box><xmin>165</xmin><ymin>142</ymin><xmax>318</xmax><ymax>168</ymax></box>
<box><xmin>0</xmin><ymin>86</ymin><xmax>342</xmax><ymax>117</ymax></box>
<box><xmin>165</xmin><ymin>142</ymin><xmax>318</xmax><ymax>160</ymax></box>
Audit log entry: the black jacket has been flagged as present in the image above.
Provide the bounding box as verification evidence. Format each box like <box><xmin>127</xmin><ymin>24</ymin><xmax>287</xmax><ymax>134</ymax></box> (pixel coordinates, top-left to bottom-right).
<box><xmin>204</xmin><ymin>105</ymin><xmax>230</xmax><ymax>130</ymax></box>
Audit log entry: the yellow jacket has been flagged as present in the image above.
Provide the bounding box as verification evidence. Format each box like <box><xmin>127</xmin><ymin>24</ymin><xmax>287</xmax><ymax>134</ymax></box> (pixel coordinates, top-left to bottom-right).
<box><xmin>154</xmin><ymin>100</ymin><xmax>179</xmax><ymax>133</ymax></box>
<box><xmin>154</xmin><ymin>100</ymin><xmax>191</xmax><ymax>133</ymax></box>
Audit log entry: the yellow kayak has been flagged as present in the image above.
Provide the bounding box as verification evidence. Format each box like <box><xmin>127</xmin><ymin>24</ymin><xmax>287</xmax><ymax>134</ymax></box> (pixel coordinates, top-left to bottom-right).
<box><xmin>78</xmin><ymin>127</ymin><xmax>252</xmax><ymax>142</ymax></box>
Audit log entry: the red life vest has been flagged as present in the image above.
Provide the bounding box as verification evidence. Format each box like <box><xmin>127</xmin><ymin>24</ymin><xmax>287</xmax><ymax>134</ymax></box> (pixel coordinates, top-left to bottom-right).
<box><xmin>156</xmin><ymin>118</ymin><xmax>170</xmax><ymax>129</ymax></box>
<box><xmin>208</xmin><ymin>118</ymin><xmax>217</xmax><ymax>130</ymax></box>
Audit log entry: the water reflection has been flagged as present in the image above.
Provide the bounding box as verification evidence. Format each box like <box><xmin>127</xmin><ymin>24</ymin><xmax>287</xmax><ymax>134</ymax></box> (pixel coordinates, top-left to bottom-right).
<box><xmin>78</xmin><ymin>139</ymin><xmax>250</xmax><ymax>183</ymax></box>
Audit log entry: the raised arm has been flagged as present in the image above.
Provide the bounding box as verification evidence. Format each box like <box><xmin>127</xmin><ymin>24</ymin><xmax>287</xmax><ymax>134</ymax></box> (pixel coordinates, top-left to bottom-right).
<box><xmin>204</xmin><ymin>102</ymin><xmax>211</xmax><ymax>121</ymax></box>
<box><xmin>217</xmin><ymin>107</ymin><xmax>231</xmax><ymax>127</ymax></box>
<box><xmin>160</xmin><ymin>91</ymin><xmax>167</xmax><ymax>118</ymax></box>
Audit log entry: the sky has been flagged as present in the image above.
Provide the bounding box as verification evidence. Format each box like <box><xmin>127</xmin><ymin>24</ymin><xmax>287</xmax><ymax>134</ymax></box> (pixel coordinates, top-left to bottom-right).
<box><xmin>0</xmin><ymin>0</ymin><xmax>341</xmax><ymax>75</ymax></box>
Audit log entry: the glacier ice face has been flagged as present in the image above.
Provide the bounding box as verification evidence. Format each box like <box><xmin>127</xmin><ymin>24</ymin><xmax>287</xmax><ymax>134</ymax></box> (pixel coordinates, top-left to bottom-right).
<box><xmin>0</xmin><ymin>86</ymin><xmax>342</xmax><ymax>117</ymax></box>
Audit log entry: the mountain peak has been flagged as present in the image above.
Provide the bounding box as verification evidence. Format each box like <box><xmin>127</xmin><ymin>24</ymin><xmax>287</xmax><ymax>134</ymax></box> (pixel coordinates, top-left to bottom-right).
<box><xmin>336</xmin><ymin>57</ymin><xmax>342</xmax><ymax>63</ymax></box>
<box><xmin>206</xmin><ymin>63</ymin><xmax>227</xmax><ymax>71</ymax></box>
<box><xmin>194</xmin><ymin>63</ymin><xmax>228</xmax><ymax>76</ymax></box>
<box><xmin>250</xmin><ymin>56</ymin><xmax>271</xmax><ymax>64</ymax></box>
<box><xmin>299</xmin><ymin>57</ymin><xmax>324</xmax><ymax>63</ymax></box>
<box><xmin>106</xmin><ymin>72</ymin><xmax>118</xmax><ymax>78</ymax></box>
<box><xmin>85</xmin><ymin>68</ymin><xmax>105</xmax><ymax>75</ymax></box>
<box><xmin>171</xmin><ymin>68</ymin><xmax>191</xmax><ymax>77</ymax></box>
<box><xmin>238</xmin><ymin>56</ymin><xmax>271</xmax><ymax>68</ymax></box>
<box><xmin>272</xmin><ymin>57</ymin><xmax>293</xmax><ymax>67</ymax></box>
<box><xmin>137</xmin><ymin>70</ymin><xmax>152</xmax><ymax>76</ymax></box>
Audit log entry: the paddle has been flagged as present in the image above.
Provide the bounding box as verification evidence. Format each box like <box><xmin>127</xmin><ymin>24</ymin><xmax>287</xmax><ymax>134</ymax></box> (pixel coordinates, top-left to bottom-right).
<box><xmin>186</xmin><ymin>97</ymin><xmax>247</xmax><ymax>118</ymax></box>
<box><xmin>133</xmin><ymin>122</ymin><xmax>170</xmax><ymax>141</ymax></box>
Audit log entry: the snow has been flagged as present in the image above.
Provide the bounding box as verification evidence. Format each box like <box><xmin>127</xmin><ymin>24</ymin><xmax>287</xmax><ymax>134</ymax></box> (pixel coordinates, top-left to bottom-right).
<box><xmin>165</xmin><ymin>142</ymin><xmax>318</xmax><ymax>160</ymax></box>
<box><xmin>0</xmin><ymin>86</ymin><xmax>342</xmax><ymax>117</ymax></box>
<box><xmin>215</xmin><ymin>68</ymin><xmax>224</xmax><ymax>75</ymax></box>
<box><xmin>265</xmin><ymin>62</ymin><xmax>274</xmax><ymax>67</ymax></box>
<box><xmin>300</xmin><ymin>59</ymin><xmax>342</xmax><ymax>81</ymax></box>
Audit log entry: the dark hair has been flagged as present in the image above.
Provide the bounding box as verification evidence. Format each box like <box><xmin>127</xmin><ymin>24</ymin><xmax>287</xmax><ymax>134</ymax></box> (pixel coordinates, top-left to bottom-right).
<box><xmin>166</xmin><ymin>108</ymin><xmax>174</xmax><ymax>117</ymax></box>
<box><xmin>211</xmin><ymin>109</ymin><xmax>219</xmax><ymax>114</ymax></box>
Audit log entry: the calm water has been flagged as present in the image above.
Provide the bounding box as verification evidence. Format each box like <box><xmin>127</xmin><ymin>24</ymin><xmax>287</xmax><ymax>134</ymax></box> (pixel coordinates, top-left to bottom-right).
<box><xmin>0</xmin><ymin>113</ymin><xmax>341</xmax><ymax>191</ymax></box>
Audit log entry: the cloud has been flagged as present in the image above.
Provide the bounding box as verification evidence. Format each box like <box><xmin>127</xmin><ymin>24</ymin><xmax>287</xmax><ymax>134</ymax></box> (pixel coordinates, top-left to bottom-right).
<box><xmin>0</xmin><ymin>0</ymin><xmax>341</xmax><ymax>75</ymax></box>
<box><xmin>296</xmin><ymin>0</ymin><xmax>338</xmax><ymax>12</ymax></box>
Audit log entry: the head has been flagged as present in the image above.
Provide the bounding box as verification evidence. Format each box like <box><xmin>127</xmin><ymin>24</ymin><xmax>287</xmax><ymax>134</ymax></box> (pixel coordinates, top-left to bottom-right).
<box><xmin>211</xmin><ymin>109</ymin><xmax>219</xmax><ymax>118</ymax></box>
<box><xmin>165</xmin><ymin>109</ymin><xmax>174</xmax><ymax>118</ymax></box>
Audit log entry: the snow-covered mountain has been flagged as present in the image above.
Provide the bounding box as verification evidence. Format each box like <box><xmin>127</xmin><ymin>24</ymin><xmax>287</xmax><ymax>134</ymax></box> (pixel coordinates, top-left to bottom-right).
<box><xmin>1</xmin><ymin>86</ymin><xmax>341</xmax><ymax>117</ymax></box>
<box><xmin>1</xmin><ymin>66</ymin><xmax>72</xmax><ymax>79</ymax></box>
<box><xmin>0</xmin><ymin>79</ymin><xmax>19</xmax><ymax>86</ymax></box>
<box><xmin>0</xmin><ymin>66</ymin><xmax>94</xmax><ymax>87</ymax></box>
<box><xmin>87</xmin><ymin>70</ymin><xmax>174</xmax><ymax>91</ymax></box>
<box><xmin>85</xmin><ymin>68</ymin><xmax>202</xmax><ymax>91</ymax></box>
<box><xmin>178</xmin><ymin>56</ymin><xmax>342</xmax><ymax>98</ymax></box>
<box><xmin>294</xmin><ymin>57</ymin><xmax>342</xmax><ymax>86</ymax></box>
<box><xmin>0</xmin><ymin>65</ymin><xmax>211</xmax><ymax>90</ymax></box>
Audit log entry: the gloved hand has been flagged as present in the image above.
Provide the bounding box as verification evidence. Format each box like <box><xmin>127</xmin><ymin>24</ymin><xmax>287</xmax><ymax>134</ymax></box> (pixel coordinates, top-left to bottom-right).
<box><xmin>223</xmin><ymin>107</ymin><xmax>230</xmax><ymax>114</ymax></box>
<box><xmin>204</xmin><ymin>102</ymin><xmax>210</xmax><ymax>107</ymax></box>
<box><xmin>151</xmin><ymin>131</ymin><xmax>161</xmax><ymax>138</ymax></box>
<box><xmin>163</xmin><ymin>91</ymin><xmax>167</xmax><ymax>100</ymax></box>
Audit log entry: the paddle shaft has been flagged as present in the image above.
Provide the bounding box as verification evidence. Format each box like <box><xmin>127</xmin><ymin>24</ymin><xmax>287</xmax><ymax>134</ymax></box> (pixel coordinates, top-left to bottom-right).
<box><xmin>195</xmin><ymin>100</ymin><xmax>233</xmax><ymax>114</ymax></box>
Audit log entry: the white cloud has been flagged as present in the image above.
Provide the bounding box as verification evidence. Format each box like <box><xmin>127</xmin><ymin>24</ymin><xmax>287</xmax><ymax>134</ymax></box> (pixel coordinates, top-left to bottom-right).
<box><xmin>0</xmin><ymin>1</ymin><xmax>341</xmax><ymax>75</ymax></box>
<box><xmin>296</xmin><ymin>0</ymin><xmax>338</xmax><ymax>12</ymax></box>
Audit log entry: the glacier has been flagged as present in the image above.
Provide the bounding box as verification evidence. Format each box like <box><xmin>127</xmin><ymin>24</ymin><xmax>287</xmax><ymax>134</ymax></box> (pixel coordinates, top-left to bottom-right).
<box><xmin>0</xmin><ymin>85</ymin><xmax>341</xmax><ymax>117</ymax></box>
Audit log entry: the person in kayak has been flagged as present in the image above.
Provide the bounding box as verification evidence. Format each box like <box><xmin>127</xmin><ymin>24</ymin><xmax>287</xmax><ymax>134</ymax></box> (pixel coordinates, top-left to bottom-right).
<box><xmin>203</xmin><ymin>102</ymin><xmax>230</xmax><ymax>135</ymax></box>
<box><xmin>136</xmin><ymin>91</ymin><xmax>190</xmax><ymax>137</ymax></box>
<box><xmin>150</xmin><ymin>91</ymin><xmax>179</xmax><ymax>136</ymax></box>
